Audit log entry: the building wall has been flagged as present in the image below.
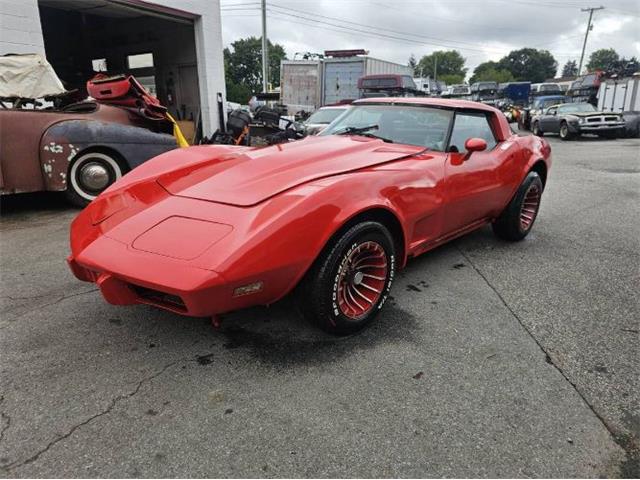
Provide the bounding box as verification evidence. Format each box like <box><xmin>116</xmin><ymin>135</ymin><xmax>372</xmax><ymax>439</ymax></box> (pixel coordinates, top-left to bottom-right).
<box><xmin>0</xmin><ymin>0</ymin><xmax>44</xmax><ymax>55</ymax></box>
<box><xmin>151</xmin><ymin>0</ymin><xmax>227</xmax><ymax>135</ymax></box>
<box><xmin>0</xmin><ymin>0</ymin><xmax>226</xmax><ymax>136</ymax></box>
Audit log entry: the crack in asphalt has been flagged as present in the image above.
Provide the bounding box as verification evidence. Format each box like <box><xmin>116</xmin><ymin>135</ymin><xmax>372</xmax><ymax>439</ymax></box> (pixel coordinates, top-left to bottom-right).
<box><xmin>455</xmin><ymin>243</ymin><xmax>638</xmax><ymax>476</ymax></box>
<box><xmin>0</xmin><ymin>396</ymin><xmax>10</xmax><ymax>446</ymax></box>
<box><xmin>1</xmin><ymin>358</ymin><xmax>187</xmax><ymax>473</ymax></box>
<box><xmin>7</xmin><ymin>288</ymin><xmax>99</xmax><ymax>318</ymax></box>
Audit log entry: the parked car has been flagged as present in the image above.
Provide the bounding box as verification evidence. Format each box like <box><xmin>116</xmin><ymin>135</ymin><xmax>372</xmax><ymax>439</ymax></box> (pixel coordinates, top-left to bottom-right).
<box><xmin>519</xmin><ymin>95</ymin><xmax>567</xmax><ymax>130</ymax></box>
<box><xmin>0</xmin><ymin>102</ymin><xmax>177</xmax><ymax>206</ymax></box>
<box><xmin>301</xmin><ymin>105</ymin><xmax>349</xmax><ymax>135</ymax></box>
<box><xmin>497</xmin><ymin>82</ymin><xmax>531</xmax><ymax>106</ymax></box>
<box><xmin>357</xmin><ymin>74</ymin><xmax>425</xmax><ymax>98</ymax></box>
<box><xmin>68</xmin><ymin>97</ymin><xmax>551</xmax><ymax>335</ymax></box>
<box><xmin>531</xmin><ymin>102</ymin><xmax>625</xmax><ymax>140</ymax></box>
<box><xmin>566</xmin><ymin>72</ymin><xmax>604</xmax><ymax>106</ymax></box>
<box><xmin>471</xmin><ymin>81</ymin><xmax>499</xmax><ymax>105</ymax></box>
<box><xmin>531</xmin><ymin>83</ymin><xmax>564</xmax><ymax>96</ymax></box>
<box><xmin>0</xmin><ymin>55</ymin><xmax>179</xmax><ymax>206</ymax></box>
<box><xmin>442</xmin><ymin>84</ymin><xmax>471</xmax><ymax>99</ymax></box>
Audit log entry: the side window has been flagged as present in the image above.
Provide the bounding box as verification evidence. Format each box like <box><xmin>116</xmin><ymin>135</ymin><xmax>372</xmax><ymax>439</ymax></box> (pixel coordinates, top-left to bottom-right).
<box><xmin>547</xmin><ymin>107</ymin><xmax>557</xmax><ymax>115</ymax></box>
<box><xmin>448</xmin><ymin>112</ymin><xmax>497</xmax><ymax>153</ymax></box>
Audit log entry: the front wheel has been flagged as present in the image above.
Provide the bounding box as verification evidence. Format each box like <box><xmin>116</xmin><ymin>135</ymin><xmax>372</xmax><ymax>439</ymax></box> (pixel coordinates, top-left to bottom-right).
<box><xmin>492</xmin><ymin>172</ymin><xmax>543</xmax><ymax>241</ymax></box>
<box><xmin>299</xmin><ymin>222</ymin><xmax>396</xmax><ymax>335</ymax></box>
<box><xmin>65</xmin><ymin>151</ymin><xmax>124</xmax><ymax>207</ymax></box>
<box><xmin>559</xmin><ymin>122</ymin><xmax>573</xmax><ymax>140</ymax></box>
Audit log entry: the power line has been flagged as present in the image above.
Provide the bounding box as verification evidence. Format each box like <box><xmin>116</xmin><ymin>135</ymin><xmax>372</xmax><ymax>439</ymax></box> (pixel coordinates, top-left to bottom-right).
<box><xmin>266</xmin><ymin>4</ymin><xmax>509</xmax><ymax>53</ymax></box>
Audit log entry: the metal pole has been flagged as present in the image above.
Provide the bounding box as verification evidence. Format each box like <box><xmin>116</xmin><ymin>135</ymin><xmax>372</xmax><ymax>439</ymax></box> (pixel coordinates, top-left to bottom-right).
<box><xmin>434</xmin><ymin>54</ymin><xmax>438</xmax><ymax>84</ymax></box>
<box><xmin>261</xmin><ymin>0</ymin><xmax>268</xmax><ymax>93</ymax></box>
<box><xmin>578</xmin><ymin>6</ymin><xmax>604</xmax><ymax>75</ymax></box>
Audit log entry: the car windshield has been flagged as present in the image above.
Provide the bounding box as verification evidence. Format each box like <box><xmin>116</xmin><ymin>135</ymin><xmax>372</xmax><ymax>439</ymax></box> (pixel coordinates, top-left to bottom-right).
<box><xmin>558</xmin><ymin>103</ymin><xmax>596</xmax><ymax>114</ymax></box>
<box><xmin>306</xmin><ymin>108</ymin><xmax>347</xmax><ymax>124</ymax></box>
<box><xmin>320</xmin><ymin>104</ymin><xmax>453</xmax><ymax>151</ymax></box>
<box><xmin>536</xmin><ymin>98</ymin><xmax>565</xmax><ymax>109</ymax></box>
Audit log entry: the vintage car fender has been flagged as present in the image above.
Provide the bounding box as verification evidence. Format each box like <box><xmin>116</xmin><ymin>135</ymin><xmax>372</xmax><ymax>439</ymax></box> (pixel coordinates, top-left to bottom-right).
<box><xmin>39</xmin><ymin>119</ymin><xmax>176</xmax><ymax>192</ymax></box>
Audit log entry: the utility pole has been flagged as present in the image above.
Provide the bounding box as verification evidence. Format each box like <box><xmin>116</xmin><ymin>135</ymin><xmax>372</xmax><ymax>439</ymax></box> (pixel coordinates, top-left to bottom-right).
<box><xmin>434</xmin><ymin>53</ymin><xmax>438</xmax><ymax>84</ymax></box>
<box><xmin>578</xmin><ymin>6</ymin><xmax>604</xmax><ymax>75</ymax></box>
<box><xmin>261</xmin><ymin>0</ymin><xmax>268</xmax><ymax>93</ymax></box>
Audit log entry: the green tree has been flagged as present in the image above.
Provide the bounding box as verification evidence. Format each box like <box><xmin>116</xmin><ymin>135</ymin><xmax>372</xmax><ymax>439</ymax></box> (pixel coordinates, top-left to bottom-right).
<box><xmin>497</xmin><ymin>48</ymin><xmax>557</xmax><ymax>82</ymax></box>
<box><xmin>224</xmin><ymin>36</ymin><xmax>287</xmax><ymax>101</ymax></box>
<box><xmin>439</xmin><ymin>73</ymin><xmax>465</xmax><ymax>85</ymax></box>
<box><xmin>408</xmin><ymin>54</ymin><xmax>417</xmax><ymax>73</ymax></box>
<box><xmin>586</xmin><ymin>48</ymin><xmax>620</xmax><ymax>72</ymax></box>
<box><xmin>561</xmin><ymin>60</ymin><xmax>578</xmax><ymax>77</ymax></box>
<box><xmin>469</xmin><ymin>61</ymin><xmax>514</xmax><ymax>83</ymax></box>
<box><xmin>416</xmin><ymin>50</ymin><xmax>467</xmax><ymax>80</ymax></box>
<box><xmin>471</xmin><ymin>66</ymin><xmax>514</xmax><ymax>83</ymax></box>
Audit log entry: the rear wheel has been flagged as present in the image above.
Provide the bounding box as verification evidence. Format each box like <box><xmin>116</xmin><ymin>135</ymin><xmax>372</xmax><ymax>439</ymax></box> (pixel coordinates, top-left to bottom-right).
<box><xmin>492</xmin><ymin>172</ymin><xmax>543</xmax><ymax>241</ymax></box>
<box><xmin>65</xmin><ymin>151</ymin><xmax>124</xmax><ymax>207</ymax></box>
<box><xmin>299</xmin><ymin>221</ymin><xmax>396</xmax><ymax>335</ymax></box>
<box><xmin>532</xmin><ymin>121</ymin><xmax>543</xmax><ymax>137</ymax></box>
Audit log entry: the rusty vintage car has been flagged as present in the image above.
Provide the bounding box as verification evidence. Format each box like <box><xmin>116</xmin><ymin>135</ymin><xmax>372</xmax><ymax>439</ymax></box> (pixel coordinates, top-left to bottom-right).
<box><xmin>0</xmin><ymin>54</ymin><xmax>177</xmax><ymax>206</ymax></box>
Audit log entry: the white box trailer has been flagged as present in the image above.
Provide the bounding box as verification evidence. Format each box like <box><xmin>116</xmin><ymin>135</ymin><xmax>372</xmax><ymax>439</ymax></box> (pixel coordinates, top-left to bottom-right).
<box><xmin>321</xmin><ymin>56</ymin><xmax>412</xmax><ymax>105</ymax></box>
<box><xmin>597</xmin><ymin>77</ymin><xmax>640</xmax><ymax>113</ymax></box>
<box><xmin>598</xmin><ymin>76</ymin><xmax>640</xmax><ymax>137</ymax></box>
<box><xmin>280</xmin><ymin>60</ymin><xmax>322</xmax><ymax>113</ymax></box>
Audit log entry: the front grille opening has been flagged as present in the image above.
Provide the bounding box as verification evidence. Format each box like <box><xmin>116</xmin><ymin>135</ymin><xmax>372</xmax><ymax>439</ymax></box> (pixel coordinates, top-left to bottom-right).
<box><xmin>132</xmin><ymin>285</ymin><xmax>187</xmax><ymax>312</ymax></box>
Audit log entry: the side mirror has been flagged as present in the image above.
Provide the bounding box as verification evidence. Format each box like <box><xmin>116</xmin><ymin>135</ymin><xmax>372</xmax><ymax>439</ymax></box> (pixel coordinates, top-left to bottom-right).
<box><xmin>465</xmin><ymin>137</ymin><xmax>487</xmax><ymax>153</ymax></box>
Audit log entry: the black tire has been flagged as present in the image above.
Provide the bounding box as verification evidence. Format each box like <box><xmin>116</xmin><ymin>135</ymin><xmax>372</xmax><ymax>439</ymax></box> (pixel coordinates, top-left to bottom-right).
<box><xmin>532</xmin><ymin>121</ymin><xmax>543</xmax><ymax>137</ymax></box>
<box><xmin>492</xmin><ymin>171</ymin><xmax>544</xmax><ymax>242</ymax></box>
<box><xmin>299</xmin><ymin>221</ymin><xmax>396</xmax><ymax>335</ymax></box>
<box><xmin>65</xmin><ymin>150</ymin><xmax>124</xmax><ymax>208</ymax></box>
<box><xmin>559</xmin><ymin>121</ymin><xmax>573</xmax><ymax>141</ymax></box>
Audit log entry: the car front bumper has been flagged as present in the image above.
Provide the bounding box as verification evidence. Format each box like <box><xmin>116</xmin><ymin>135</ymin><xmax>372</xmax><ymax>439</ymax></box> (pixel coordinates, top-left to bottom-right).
<box><xmin>67</xmin><ymin>233</ymin><xmax>300</xmax><ymax>318</ymax></box>
<box><xmin>571</xmin><ymin>122</ymin><xmax>626</xmax><ymax>133</ymax></box>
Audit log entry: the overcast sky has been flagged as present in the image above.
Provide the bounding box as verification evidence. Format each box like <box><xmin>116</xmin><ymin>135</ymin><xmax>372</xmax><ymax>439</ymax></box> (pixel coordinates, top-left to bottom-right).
<box><xmin>220</xmin><ymin>0</ymin><xmax>640</xmax><ymax>77</ymax></box>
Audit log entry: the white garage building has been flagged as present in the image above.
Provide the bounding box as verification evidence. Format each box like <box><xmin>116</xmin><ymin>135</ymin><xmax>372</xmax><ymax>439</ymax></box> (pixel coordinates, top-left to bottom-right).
<box><xmin>0</xmin><ymin>0</ymin><xmax>226</xmax><ymax>136</ymax></box>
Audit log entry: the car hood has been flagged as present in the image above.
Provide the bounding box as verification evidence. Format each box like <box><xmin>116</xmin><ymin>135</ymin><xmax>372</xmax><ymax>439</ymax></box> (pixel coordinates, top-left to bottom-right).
<box><xmin>570</xmin><ymin>111</ymin><xmax>617</xmax><ymax>118</ymax></box>
<box><xmin>156</xmin><ymin>135</ymin><xmax>424</xmax><ymax>207</ymax></box>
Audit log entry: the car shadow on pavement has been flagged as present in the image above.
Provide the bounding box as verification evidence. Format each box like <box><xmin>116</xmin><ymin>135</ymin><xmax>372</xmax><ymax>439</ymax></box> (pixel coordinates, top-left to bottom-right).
<box><xmin>0</xmin><ymin>191</ymin><xmax>71</xmax><ymax>216</ymax></box>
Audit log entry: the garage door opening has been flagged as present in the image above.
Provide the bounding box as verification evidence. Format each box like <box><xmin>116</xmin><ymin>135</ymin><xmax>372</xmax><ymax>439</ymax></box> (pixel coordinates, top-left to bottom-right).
<box><xmin>38</xmin><ymin>0</ymin><xmax>202</xmax><ymax>136</ymax></box>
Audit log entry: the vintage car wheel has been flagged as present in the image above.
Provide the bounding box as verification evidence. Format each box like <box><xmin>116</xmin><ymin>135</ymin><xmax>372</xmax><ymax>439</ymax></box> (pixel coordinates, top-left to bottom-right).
<box><xmin>532</xmin><ymin>121</ymin><xmax>543</xmax><ymax>137</ymax></box>
<box><xmin>559</xmin><ymin>122</ymin><xmax>573</xmax><ymax>141</ymax></box>
<box><xmin>66</xmin><ymin>151</ymin><xmax>124</xmax><ymax>207</ymax></box>
<box><xmin>299</xmin><ymin>221</ymin><xmax>396</xmax><ymax>335</ymax></box>
<box><xmin>492</xmin><ymin>171</ymin><xmax>543</xmax><ymax>241</ymax></box>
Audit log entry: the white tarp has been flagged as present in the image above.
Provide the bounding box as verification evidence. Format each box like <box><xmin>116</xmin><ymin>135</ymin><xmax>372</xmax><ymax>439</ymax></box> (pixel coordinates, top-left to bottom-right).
<box><xmin>0</xmin><ymin>53</ymin><xmax>67</xmax><ymax>98</ymax></box>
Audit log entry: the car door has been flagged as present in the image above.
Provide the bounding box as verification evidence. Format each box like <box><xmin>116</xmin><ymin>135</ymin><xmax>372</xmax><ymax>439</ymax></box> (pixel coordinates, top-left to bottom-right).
<box><xmin>0</xmin><ymin>108</ymin><xmax>53</xmax><ymax>194</ymax></box>
<box><xmin>441</xmin><ymin>110</ymin><xmax>510</xmax><ymax>235</ymax></box>
<box><xmin>539</xmin><ymin>106</ymin><xmax>559</xmax><ymax>132</ymax></box>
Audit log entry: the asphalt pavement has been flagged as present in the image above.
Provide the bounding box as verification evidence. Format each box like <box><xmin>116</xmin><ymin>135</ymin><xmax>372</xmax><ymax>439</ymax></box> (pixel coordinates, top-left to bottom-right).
<box><xmin>1</xmin><ymin>135</ymin><xmax>638</xmax><ymax>477</ymax></box>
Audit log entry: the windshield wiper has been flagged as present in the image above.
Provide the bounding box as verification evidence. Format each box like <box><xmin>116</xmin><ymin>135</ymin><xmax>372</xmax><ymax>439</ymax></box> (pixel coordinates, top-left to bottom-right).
<box><xmin>335</xmin><ymin>124</ymin><xmax>379</xmax><ymax>135</ymax></box>
<box><xmin>335</xmin><ymin>125</ymin><xmax>393</xmax><ymax>143</ymax></box>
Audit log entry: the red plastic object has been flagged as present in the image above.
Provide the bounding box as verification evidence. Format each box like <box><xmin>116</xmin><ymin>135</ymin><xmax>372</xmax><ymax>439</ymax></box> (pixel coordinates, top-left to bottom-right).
<box><xmin>68</xmin><ymin>98</ymin><xmax>552</xmax><ymax>321</ymax></box>
<box><xmin>87</xmin><ymin>74</ymin><xmax>166</xmax><ymax>120</ymax></box>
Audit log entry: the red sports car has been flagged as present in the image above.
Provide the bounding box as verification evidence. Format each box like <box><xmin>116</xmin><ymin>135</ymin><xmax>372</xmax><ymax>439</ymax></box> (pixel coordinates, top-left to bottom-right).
<box><xmin>68</xmin><ymin>98</ymin><xmax>551</xmax><ymax>334</ymax></box>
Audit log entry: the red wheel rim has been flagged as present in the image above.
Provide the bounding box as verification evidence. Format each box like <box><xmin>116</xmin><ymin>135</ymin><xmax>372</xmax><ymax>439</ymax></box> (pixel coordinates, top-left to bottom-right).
<box><xmin>520</xmin><ymin>183</ymin><xmax>541</xmax><ymax>231</ymax></box>
<box><xmin>337</xmin><ymin>241</ymin><xmax>388</xmax><ymax>320</ymax></box>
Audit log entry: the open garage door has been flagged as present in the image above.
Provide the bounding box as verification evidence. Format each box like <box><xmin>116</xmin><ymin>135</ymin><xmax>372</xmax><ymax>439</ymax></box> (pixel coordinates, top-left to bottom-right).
<box><xmin>38</xmin><ymin>0</ymin><xmax>202</xmax><ymax>140</ymax></box>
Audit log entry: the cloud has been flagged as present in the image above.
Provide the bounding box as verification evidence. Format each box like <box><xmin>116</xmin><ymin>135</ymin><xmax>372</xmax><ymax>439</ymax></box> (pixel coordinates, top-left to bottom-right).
<box><xmin>221</xmin><ymin>0</ymin><xmax>640</xmax><ymax>75</ymax></box>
